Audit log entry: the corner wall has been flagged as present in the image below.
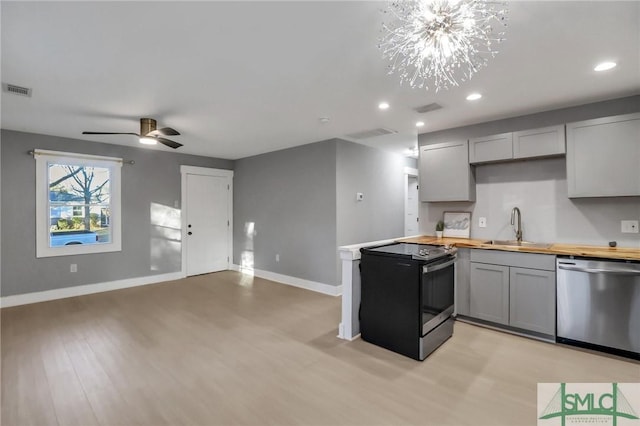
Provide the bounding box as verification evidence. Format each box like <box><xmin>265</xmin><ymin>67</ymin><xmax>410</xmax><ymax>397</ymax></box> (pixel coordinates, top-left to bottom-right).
<box><xmin>0</xmin><ymin>130</ymin><xmax>233</xmax><ymax>297</ymax></box>
<box><xmin>233</xmin><ymin>140</ymin><xmax>339</xmax><ymax>286</ymax></box>
<box><xmin>336</xmin><ymin>140</ymin><xmax>407</xmax><ymax>247</ymax></box>
<box><xmin>233</xmin><ymin>138</ymin><xmax>412</xmax><ymax>288</ymax></box>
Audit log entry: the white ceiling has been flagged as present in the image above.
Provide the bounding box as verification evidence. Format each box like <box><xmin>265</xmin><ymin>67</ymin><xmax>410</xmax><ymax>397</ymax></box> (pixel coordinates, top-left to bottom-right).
<box><xmin>2</xmin><ymin>1</ymin><xmax>639</xmax><ymax>160</ymax></box>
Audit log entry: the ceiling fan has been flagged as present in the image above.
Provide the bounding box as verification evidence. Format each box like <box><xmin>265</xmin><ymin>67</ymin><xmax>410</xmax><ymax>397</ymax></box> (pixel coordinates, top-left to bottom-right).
<box><xmin>83</xmin><ymin>118</ymin><xmax>183</xmax><ymax>149</ymax></box>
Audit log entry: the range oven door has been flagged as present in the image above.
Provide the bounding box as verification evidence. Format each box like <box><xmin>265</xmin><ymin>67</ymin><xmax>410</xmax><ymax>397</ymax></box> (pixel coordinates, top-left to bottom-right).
<box><xmin>421</xmin><ymin>256</ymin><xmax>455</xmax><ymax>336</ymax></box>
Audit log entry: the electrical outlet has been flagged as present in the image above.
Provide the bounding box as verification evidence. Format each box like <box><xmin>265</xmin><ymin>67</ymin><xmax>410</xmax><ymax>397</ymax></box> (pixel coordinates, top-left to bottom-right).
<box><xmin>621</xmin><ymin>220</ymin><xmax>639</xmax><ymax>233</ymax></box>
<box><xmin>70</xmin><ymin>264</ymin><xmax>77</xmax><ymax>273</ymax></box>
<box><xmin>276</xmin><ymin>254</ymin><xmax>280</xmax><ymax>262</ymax></box>
<box><xmin>479</xmin><ymin>217</ymin><xmax>487</xmax><ymax>228</ymax></box>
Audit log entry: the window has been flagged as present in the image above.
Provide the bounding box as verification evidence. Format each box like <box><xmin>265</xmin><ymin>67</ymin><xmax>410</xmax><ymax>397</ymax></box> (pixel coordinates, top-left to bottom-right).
<box><xmin>35</xmin><ymin>149</ymin><xmax>122</xmax><ymax>257</ymax></box>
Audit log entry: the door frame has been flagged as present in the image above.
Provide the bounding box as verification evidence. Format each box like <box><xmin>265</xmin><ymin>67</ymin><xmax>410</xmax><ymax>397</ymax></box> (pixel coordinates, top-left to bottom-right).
<box><xmin>404</xmin><ymin>166</ymin><xmax>419</xmax><ymax>237</ymax></box>
<box><xmin>180</xmin><ymin>166</ymin><xmax>234</xmax><ymax>278</ymax></box>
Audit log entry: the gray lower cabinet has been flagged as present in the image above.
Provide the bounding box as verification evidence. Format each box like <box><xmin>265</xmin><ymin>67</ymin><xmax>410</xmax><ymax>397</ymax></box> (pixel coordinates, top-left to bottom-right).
<box><xmin>467</xmin><ymin>250</ymin><xmax>556</xmax><ymax>337</ymax></box>
<box><xmin>509</xmin><ymin>267</ymin><xmax>556</xmax><ymax>335</ymax></box>
<box><xmin>469</xmin><ymin>262</ymin><xmax>510</xmax><ymax>325</ymax></box>
<box><xmin>419</xmin><ymin>140</ymin><xmax>475</xmax><ymax>202</ymax></box>
<box><xmin>566</xmin><ymin>112</ymin><xmax>640</xmax><ymax>197</ymax></box>
<box><xmin>455</xmin><ymin>248</ymin><xmax>471</xmax><ymax>316</ymax></box>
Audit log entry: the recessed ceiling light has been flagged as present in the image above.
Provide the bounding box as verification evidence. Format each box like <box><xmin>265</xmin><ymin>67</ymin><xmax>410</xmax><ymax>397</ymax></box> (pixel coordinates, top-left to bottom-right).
<box><xmin>466</xmin><ymin>93</ymin><xmax>482</xmax><ymax>101</ymax></box>
<box><xmin>594</xmin><ymin>61</ymin><xmax>616</xmax><ymax>72</ymax></box>
<box><xmin>416</xmin><ymin>121</ymin><xmax>425</xmax><ymax>127</ymax></box>
<box><xmin>319</xmin><ymin>117</ymin><xmax>330</xmax><ymax>124</ymax></box>
<box><xmin>378</xmin><ymin>102</ymin><xmax>390</xmax><ymax>110</ymax></box>
<box><xmin>139</xmin><ymin>137</ymin><xmax>157</xmax><ymax>145</ymax></box>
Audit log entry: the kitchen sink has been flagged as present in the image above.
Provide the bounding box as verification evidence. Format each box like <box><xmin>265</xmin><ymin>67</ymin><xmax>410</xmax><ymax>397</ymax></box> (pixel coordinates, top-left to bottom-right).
<box><xmin>483</xmin><ymin>240</ymin><xmax>552</xmax><ymax>249</ymax></box>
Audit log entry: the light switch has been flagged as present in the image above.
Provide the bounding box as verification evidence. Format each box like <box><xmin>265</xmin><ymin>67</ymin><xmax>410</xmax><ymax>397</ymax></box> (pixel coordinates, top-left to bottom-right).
<box><xmin>356</xmin><ymin>192</ymin><xmax>364</xmax><ymax>201</ymax></box>
<box><xmin>479</xmin><ymin>217</ymin><xmax>487</xmax><ymax>228</ymax></box>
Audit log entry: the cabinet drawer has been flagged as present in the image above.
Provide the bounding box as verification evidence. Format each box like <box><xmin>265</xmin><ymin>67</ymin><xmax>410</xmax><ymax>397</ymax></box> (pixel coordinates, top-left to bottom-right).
<box><xmin>470</xmin><ymin>249</ymin><xmax>556</xmax><ymax>271</ymax></box>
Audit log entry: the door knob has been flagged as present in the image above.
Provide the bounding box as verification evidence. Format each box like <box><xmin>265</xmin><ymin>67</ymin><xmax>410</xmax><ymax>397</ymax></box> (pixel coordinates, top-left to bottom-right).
<box><xmin>187</xmin><ymin>231</ymin><xmax>192</xmax><ymax>236</ymax></box>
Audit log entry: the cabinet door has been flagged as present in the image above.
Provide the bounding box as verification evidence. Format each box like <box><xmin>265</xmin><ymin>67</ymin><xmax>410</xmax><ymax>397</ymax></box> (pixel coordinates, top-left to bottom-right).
<box><xmin>566</xmin><ymin>112</ymin><xmax>640</xmax><ymax>197</ymax></box>
<box><xmin>469</xmin><ymin>262</ymin><xmax>509</xmax><ymax>325</ymax></box>
<box><xmin>513</xmin><ymin>125</ymin><xmax>566</xmax><ymax>159</ymax></box>
<box><xmin>455</xmin><ymin>248</ymin><xmax>470</xmax><ymax>316</ymax></box>
<box><xmin>469</xmin><ymin>132</ymin><xmax>513</xmax><ymax>164</ymax></box>
<box><xmin>509</xmin><ymin>267</ymin><xmax>556</xmax><ymax>336</ymax></box>
<box><xmin>419</xmin><ymin>140</ymin><xmax>475</xmax><ymax>202</ymax></box>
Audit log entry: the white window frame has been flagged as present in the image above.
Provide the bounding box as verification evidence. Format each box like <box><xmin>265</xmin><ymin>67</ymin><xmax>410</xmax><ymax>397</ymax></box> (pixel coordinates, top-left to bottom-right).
<box><xmin>35</xmin><ymin>149</ymin><xmax>122</xmax><ymax>258</ymax></box>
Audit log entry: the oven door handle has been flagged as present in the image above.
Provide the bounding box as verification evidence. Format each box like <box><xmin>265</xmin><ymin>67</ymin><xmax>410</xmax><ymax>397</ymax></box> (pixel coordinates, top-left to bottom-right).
<box><xmin>423</xmin><ymin>257</ymin><xmax>456</xmax><ymax>273</ymax></box>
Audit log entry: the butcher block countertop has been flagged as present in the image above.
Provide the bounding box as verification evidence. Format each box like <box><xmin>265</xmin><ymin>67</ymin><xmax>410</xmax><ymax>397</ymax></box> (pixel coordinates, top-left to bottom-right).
<box><xmin>396</xmin><ymin>236</ymin><xmax>640</xmax><ymax>261</ymax></box>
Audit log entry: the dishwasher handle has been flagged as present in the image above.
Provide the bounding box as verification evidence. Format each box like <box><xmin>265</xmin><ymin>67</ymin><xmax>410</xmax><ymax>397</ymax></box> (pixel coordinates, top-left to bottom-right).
<box><xmin>558</xmin><ymin>262</ymin><xmax>640</xmax><ymax>275</ymax></box>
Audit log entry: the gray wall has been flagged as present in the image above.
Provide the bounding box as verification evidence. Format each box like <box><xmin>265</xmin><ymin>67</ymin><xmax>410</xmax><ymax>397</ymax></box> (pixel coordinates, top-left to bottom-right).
<box><xmin>233</xmin><ymin>140</ymin><xmax>338</xmax><ymax>285</ymax></box>
<box><xmin>233</xmin><ymin>138</ymin><xmax>411</xmax><ymax>287</ymax></box>
<box><xmin>418</xmin><ymin>96</ymin><xmax>640</xmax><ymax>247</ymax></box>
<box><xmin>1</xmin><ymin>130</ymin><xmax>233</xmax><ymax>297</ymax></box>
<box><xmin>336</xmin><ymin>139</ymin><xmax>406</xmax><ymax>247</ymax></box>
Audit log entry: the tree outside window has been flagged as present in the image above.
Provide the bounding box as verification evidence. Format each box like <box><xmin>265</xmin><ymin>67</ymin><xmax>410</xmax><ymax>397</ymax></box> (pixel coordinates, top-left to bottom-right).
<box><xmin>35</xmin><ymin>149</ymin><xmax>122</xmax><ymax>258</ymax></box>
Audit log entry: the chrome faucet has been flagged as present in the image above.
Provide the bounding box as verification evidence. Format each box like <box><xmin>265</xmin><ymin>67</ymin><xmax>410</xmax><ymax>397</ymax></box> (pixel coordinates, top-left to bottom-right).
<box><xmin>511</xmin><ymin>207</ymin><xmax>523</xmax><ymax>242</ymax></box>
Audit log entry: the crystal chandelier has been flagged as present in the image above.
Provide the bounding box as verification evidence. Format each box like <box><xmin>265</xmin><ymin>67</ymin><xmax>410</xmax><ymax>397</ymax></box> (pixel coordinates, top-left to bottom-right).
<box><xmin>380</xmin><ymin>0</ymin><xmax>508</xmax><ymax>91</ymax></box>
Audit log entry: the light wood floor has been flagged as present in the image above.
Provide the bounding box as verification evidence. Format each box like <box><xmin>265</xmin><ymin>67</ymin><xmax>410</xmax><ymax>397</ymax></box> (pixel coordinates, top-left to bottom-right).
<box><xmin>2</xmin><ymin>271</ymin><xmax>638</xmax><ymax>426</ymax></box>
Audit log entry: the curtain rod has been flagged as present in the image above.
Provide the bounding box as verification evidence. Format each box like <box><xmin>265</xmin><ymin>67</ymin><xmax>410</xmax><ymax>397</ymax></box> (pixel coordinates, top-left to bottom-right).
<box><xmin>28</xmin><ymin>150</ymin><xmax>135</xmax><ymax>165</ymax></box>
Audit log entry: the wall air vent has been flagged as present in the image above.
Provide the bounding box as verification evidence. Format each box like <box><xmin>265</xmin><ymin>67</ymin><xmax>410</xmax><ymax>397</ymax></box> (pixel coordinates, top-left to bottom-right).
<box><xmin>413</xmin><ymin>103</ymin><xmax>442</xmax><ymax>113</ymax></box>
<box><xmin>346</xmin><ymin>128</ymin><xmax>397</xmax><ymax>140</ymax></box>
<box><xmin>2</xmin><ymin>83</ymin><xmax>32</xmax><ymax>97</ymax></box>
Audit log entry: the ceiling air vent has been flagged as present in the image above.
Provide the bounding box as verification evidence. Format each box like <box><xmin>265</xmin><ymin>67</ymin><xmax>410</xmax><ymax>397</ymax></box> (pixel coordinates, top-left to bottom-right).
<box><xmin>2</xmin><ymin>83</ymin><xmax>32</xmax><ymax>97</ymax></box>
<box><xmin>413</xmin><ymin>103</ymin><xmax>442</xmax><ymax>114</ymax></box>
<box><xmin>346</xmin><ymin>128</ymin><xmax>397</xmax><ymax>140</ymax></box>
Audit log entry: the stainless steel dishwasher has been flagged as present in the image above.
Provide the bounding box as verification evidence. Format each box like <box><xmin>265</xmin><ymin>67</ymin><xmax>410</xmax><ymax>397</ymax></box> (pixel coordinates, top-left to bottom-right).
<box><xmin>557</xmin><ymin>257</ymin><xmax>640</xmax><ymax>359</ymax></box>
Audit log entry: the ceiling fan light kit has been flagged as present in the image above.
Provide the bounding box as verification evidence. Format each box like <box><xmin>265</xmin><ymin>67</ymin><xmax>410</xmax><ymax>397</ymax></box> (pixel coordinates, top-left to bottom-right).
<box><xmin>82</xmin><ymin>117</ymin><xmax>183</xmax><ymax>149</ymax></box>
<box><xmin>139</xmin><ymin>137</ymin><xmax>158</xmax><ymax>145</ymax></box>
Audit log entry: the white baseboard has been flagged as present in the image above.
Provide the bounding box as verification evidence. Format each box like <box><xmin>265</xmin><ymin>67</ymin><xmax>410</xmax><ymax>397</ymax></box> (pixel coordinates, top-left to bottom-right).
<box><xmin>337</xmin><ymin>323</ymin><xmax>361</xmax><ymax>341</ymax></box>
<box><xmin>230</xmin><ymin>264</ymin><xmax>341</xmax><ymax>297</ymax></box>
<box><xmin>0</xmin><ymin>271</ymin><xmax>185</xmax><ymax>308</ymax></box>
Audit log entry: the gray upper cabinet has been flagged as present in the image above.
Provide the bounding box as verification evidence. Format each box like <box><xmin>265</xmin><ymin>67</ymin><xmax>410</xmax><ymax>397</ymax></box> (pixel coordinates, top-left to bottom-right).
<box><xmin>513</xmin><ymin>125</ymin><xmax>566</xmax><ymax>159</ymax></box>
<box><xmin>419</xmin><ymin>140</ymin><xmax>476</xmax><ymax>202</ymax></box>
<box><xmin>566</xmin><ymin>112</ymin><xmax>640</xmax><ymax>197</ymax></box>
<box><xmin>470</xmin><ymin>126</ymin><xmax>567</xmax><ymax>165</ymax></box>
<box><xmin>469</xmin><ymin>133</ymin><xmax>513</xmax><ymax>164</ymax></box>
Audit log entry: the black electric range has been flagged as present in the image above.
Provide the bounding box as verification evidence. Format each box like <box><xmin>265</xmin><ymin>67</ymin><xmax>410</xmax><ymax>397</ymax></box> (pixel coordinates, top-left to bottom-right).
<box><xmin>359</xmin><ymin>242</ymin><xmax>456</xmax><ymax>360</ymax></box>
<box><xmin>361</xmin><ymin>242</ymin><xmax>454</xmax><ymax>262</ymax></box>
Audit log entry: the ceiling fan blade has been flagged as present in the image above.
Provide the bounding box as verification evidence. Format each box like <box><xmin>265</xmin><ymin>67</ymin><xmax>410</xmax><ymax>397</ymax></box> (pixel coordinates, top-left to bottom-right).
<box><xmin>82</xmin><ymin>132</ymin><xmax>140</xmax><ymax>136</ymax></box>
<box><xmin>147</xmin><ymin>127</ymin><xmax>180</xmax><ymax>137</ymax></box>
<box><xmin>155</xmin><ymin>137</ymin><xmax>183</xmax><ymax>149</ymax></box>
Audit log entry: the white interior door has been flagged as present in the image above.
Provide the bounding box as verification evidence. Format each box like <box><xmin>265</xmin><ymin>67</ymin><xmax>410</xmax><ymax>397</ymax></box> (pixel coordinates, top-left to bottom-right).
<box><xmin>405</xmin><ymin>175</ymin><xmax>419</xmax><ymax>236</ymax></box>
<box><xmin>182</xmin><ymin>168</ymin><xmax>232</xmax><ymax>276</ymax></box>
